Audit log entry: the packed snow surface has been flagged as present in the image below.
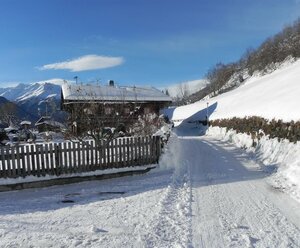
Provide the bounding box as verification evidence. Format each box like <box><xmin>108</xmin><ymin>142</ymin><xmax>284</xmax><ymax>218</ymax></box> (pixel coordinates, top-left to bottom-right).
<box><xmin>0</xmin><ymin>130</ymin><xmax>299</xmax><ymax>247</ymax></box>
<box><xmin>169</xmin><ymin>59</ymin><xmax>300</xmax><ymax>123</ymax></box>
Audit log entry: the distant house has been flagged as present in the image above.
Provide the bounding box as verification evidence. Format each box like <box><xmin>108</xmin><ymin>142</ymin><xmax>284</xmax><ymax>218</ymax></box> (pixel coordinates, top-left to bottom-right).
<box><xmin>61</xmin><ymin>81</ymin><xmax>172</xmax><ymax>134</ymax></box>
<box><xmin>20</xmin><ymin>120</ymin><xmax>32</xmax><ymax>130</ymax></box>
<box><xmin>35</xmin><ymin>116</ymin><xmax>65</xmax><ymax>133</ymax></box>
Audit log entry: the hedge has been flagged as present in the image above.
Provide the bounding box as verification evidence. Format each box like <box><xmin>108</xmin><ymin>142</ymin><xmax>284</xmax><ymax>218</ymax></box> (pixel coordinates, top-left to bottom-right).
<box><xmin>210</xmin><ymin>116</ymin><xmax>300</xmax><ymax>143</ymax></box>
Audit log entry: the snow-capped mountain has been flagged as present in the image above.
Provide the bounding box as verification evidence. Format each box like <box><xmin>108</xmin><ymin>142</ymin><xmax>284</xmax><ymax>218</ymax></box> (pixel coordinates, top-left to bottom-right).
<box><xmin>0</xmin><ymin>78</ymin><xmax>64</xmax><ymax>102</ymax></box>
<box><xmin>0</xmin><ymin>79</ymin><xmax>67</xmax><ymax>121</ymax></box>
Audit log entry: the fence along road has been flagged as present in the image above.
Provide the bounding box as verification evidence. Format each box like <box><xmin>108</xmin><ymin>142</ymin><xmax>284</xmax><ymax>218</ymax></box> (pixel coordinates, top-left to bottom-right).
<box><xmin>0</xmin><ymin>136</ymin><xmax>161</xmax><ymax>179</ymax></box>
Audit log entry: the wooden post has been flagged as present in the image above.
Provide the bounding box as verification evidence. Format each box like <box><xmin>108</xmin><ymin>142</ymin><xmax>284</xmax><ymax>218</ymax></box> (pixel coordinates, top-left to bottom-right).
<box><xmin>39</xmin><ymin>145</ymin><xmax>46</xmax><ymax>177</ymax></box>
<box><xmin>145</xmin><ymin>136</ymin><xmax>149</xmax><ymax>164</ymax></box>
<box><xmin>1</xmin><ymin>147</ymin><xmax>6</xmax><ymax>178</ymax></box>
<box><xmin>20</xmin><ymin>146</ymin><xmax>26</xmax><ymax>178</ymax></box>
<box><xmin>156</xmin><ymin>136</ymin><xmax>161</xmax><ymax>163</ymax></box>
<box><xmin>90</xmin><ymin>140</ymin><xmax>95</xmax><ymax>171</ymax></box>
<box><xmin>149</xmin><ymin>136</ymin><xmax>153</xmax><ymax>163</ymax></box>
<box><xmin>107</xmin><ymin>140</ymin><xmax>111</xmax><ymax>168</ymax></box>
<box><xmin>49</xmin><ymin>143</ymin><xmax>55</xmax><ymax>175</ymax></box>
<box><xmin>122</xmin><ymin>138</ymin><xmax>126</xmax><ymax>167</ymax></box>
<box><xmin>72</xmin><ymin>142</ymin><xmax>78</xmax><ymax>172</ymax></box>
<box><xmin>77</xmin><ymin>142</ymin><xmax>81</xmax><ymax>173</ymax></box>
<box><xmin>134</xmin><ymin>137</ymin><xmax>138</xmax><ymax>165</ymax></box>
<box><xmin>11</xmin><ymin>146</ymin><xmax>17</xmax><ymax>178</ymax></box>
<box><xmin>30</xmin><ymin>145</ymin><xmax>36</xmax><ymax>176</ymax></box>
<box><xmin>25</xmin><ymin>145</ymin><xmax>31</xmax><ymax>177</ymax></box>
<box><xmin>16</xmin><ymin>146</ymin><xmax>21</xmax><ymax>177</ymax></box>
<box><xmin>54</xmin><ymin>143</ymin><xmax>62</xmax><ymax>175</ymax></box>
<box><xmin>126</xmin><ymin>137</ymin><xmax>131</xmax><ymax>167</ymax></box>
<box><xmin>102</xmin><ymin>139</ymin><xmax>107</xmax><ymax>169</ymax></box>
<box><xmin>44</xmin><ymin>144</ymin><xmax>50</xmax><ymax>175</ymax></box>
<box><xmin>86</xmin><ymin>141</ymin><xmax>90</xmax><ymax>171</ymax></box>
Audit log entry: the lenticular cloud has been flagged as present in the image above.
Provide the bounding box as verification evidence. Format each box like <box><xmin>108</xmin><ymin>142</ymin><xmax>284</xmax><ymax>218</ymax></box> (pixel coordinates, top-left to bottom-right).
<box><xmin>39</xmin><ymin>54</ymin><xmax>124</xmax><ymax>72</ymax></box>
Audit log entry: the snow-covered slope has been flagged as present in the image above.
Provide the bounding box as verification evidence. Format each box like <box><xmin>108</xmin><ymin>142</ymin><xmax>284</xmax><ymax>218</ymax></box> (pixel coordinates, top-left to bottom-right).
<box><xmin>163</xmin><ymin>79</ymin><xmax>208</xmax><ymax>98</ymax></box>
<box><xmin>0</xmin><ymin>78</ymin><xmax>65</xmax><ymax>102</ymax></box>
<box><xmin>168</xmin><ymin>59</ymin><xmax>300</xmax><ymax>123</ymax></box>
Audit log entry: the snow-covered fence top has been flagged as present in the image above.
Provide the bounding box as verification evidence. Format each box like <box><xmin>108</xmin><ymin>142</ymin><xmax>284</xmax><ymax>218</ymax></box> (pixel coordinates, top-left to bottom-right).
<box><xmin>0</xmin><ymin>136</ymin><xmax>161</xmax><ymax>179</ymax></box>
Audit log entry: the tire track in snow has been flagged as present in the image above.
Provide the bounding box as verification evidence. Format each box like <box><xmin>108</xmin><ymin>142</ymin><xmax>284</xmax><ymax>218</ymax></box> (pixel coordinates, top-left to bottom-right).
<box><xmin>142</xmin><ymin>136</ymin><xmax>193</xmax><ymax>248</ymax></box>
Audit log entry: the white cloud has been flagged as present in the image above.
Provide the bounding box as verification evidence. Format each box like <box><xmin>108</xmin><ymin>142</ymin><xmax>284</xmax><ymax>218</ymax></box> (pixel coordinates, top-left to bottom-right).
<box><xmin>39</xmin><ymin>54</ymin><xmax>124</xmax><ymax>72</ymax></box>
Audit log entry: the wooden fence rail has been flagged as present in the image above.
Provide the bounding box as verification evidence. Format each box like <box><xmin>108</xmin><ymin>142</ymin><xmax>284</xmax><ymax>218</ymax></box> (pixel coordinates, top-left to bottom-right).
<box><xmin>0</xmin><ymin>136</ymin><xmax>161</xmax><ymax>179</ymax></box>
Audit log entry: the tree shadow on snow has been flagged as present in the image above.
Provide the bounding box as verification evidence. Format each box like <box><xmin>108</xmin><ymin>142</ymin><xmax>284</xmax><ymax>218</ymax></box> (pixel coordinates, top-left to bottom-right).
<box><xmin>179</xmin><ymin>136</ymin><xmax>271</xmax><ymax>189</ymax></box>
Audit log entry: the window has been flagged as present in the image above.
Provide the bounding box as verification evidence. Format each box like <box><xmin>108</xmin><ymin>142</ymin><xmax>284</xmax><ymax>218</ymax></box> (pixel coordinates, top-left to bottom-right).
<box><xmin>105</xmin><ymin>107</ymin><xmax>113</xmax><ymax>115</ymax></box>
<box><xmin>124</xmin><ymin>107</ymin><xmax>130</xmax><ymax>114</ymax></box>
<box><xmin>144</xmin><ymin>107</ymin><xmax>151</xmax><ymax>114</ymax></box>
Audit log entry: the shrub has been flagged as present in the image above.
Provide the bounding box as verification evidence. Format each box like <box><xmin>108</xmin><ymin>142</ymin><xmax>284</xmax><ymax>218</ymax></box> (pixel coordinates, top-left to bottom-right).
<box><xmin>210</xmin><ymin>116</ymin><xmax>300</xmax><ymax>144</ymax></box>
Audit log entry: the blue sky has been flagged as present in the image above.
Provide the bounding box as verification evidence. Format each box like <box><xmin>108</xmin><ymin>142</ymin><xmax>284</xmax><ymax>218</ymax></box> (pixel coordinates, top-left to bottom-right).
<box><xmin>0</xmin><ymin>0</ymin><xmax>300</xmax><ymax>88</ymax></box>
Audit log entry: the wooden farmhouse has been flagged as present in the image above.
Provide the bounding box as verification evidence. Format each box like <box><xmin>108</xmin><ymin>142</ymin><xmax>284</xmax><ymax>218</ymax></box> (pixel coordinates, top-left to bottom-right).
<box><xmin>35</xmin><ymin>116</ymin><xmax>65</xmax><ymax>133</ymax></box>
<box><xmin>61</xmin><ymin>81</ymin><xmax>172</xmax><ymax>134</ymax></box>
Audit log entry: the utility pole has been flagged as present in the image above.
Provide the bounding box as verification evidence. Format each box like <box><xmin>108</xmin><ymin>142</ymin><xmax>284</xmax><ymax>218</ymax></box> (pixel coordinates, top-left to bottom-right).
<box><xmin>206</xmin><ymin>102</ymin><xmax>209</xmax><ymax>123</ymax></box>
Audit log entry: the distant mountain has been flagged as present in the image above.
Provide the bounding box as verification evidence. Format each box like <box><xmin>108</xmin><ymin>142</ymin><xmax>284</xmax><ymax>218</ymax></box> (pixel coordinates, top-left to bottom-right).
<box><xmin>0</xmin><ymin>96</ymin><xmax>9</xmax><ymax>105</ymax></box>
<box><xmin>0</xmin><ymin>96</ymin><xmax>36</xmax><ymax>123</ymax></box>
<box><xmin>0</xmin><ymin>79</ymin><xmax>64</xmax><ymax>102</ymax></box>
<box><xmin>0</xmin><ymin>79</ymin><xmax>66</xmax><ymax>122</ymax></box>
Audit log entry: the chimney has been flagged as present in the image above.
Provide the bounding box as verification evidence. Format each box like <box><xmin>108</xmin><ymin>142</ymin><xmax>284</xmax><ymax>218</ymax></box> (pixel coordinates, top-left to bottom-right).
<box><xmin>109</xmin><ymin>80</ymin><xmax>114</xmax><ymax>87</ymax></box>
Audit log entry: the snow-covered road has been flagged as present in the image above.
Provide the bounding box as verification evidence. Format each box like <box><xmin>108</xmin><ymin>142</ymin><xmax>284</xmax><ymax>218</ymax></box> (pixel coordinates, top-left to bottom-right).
<box><xmin>0</xmin><ymin>134</ymin><xmax>299</xmax><ymax>247</ymax></box>
<box><xmin>180</xmin><ymin>136</ymin><xmax>300</xmax><ymax>247</ymax></box>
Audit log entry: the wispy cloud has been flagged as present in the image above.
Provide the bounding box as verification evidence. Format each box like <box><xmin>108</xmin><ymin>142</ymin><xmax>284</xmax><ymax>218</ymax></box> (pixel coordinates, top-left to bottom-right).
<box><xmin>39</xmin><ymin>54</ymin><xmax>124</xmax><ymax>72</ymax></box>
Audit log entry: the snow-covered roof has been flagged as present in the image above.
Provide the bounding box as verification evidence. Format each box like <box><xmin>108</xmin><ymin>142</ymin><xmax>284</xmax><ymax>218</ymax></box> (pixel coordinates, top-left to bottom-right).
<box><xmin>20</xmin><ymin>121</ymin><xmax>31</xmax><ymax>126</ymax></box>
<box><xmin>61</xmin><ymin>83</ymin><xmax>172</xmax><ymax>103</ymax></box>
<box><xmin>35</xmin><ymin>117</ymin><xmax>65</xmax><ymax>128</ymax></box>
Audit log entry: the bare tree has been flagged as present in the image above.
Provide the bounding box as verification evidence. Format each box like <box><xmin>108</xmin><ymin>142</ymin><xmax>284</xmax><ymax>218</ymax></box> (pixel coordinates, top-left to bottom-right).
<box><xmin>0</xmin><ymin>102</ymin><xmax>18</xmax><ymax>125</ymax></box>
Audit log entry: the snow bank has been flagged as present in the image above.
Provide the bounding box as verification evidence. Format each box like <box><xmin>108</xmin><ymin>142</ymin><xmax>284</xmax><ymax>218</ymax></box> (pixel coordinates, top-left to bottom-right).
<box><xmin>207</xmin><ymin>126</ymin><xmax>300</xmax><ymax>202</ymax></box>
<box><xmin>159</xmin><ymin>134</ymin><xmax>184</xmax><ymax>174</ymax></box>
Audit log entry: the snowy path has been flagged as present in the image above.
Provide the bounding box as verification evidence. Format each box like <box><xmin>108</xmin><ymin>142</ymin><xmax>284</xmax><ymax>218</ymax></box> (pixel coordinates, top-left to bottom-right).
<box><xmin>178</xmin><ymin>135</ymin><xmax>300</xmax><ymax>248</ymax></box>
<box><xmin>0</xmin><ymin>134</ymin><xmax>299</xmax><ymax>247</ymax></box>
